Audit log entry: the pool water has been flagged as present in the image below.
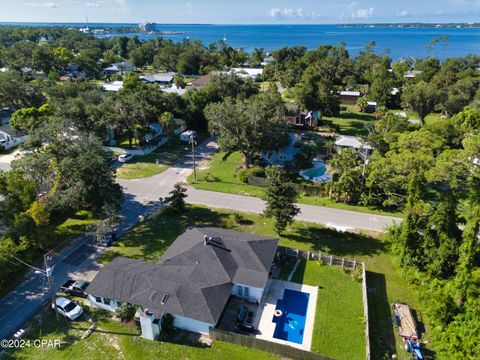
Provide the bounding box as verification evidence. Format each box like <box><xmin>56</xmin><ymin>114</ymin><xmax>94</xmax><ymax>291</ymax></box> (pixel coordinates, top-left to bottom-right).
<box><xmin>302</xmin><ymin>166</ymin><xmax>326</xmax><ymax>178</ymax></box>
<box><xmin>272</xmin><ymin>289</ymin><xmax>310</xmax><ymax>344</ymax></box>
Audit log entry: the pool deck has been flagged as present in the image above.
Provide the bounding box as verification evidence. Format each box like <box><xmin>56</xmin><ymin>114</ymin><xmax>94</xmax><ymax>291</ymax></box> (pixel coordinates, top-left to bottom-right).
<box><xmin>253</xmin><ymin>279</ymin><xmax>318</xmax><ymax>351</ymax></box>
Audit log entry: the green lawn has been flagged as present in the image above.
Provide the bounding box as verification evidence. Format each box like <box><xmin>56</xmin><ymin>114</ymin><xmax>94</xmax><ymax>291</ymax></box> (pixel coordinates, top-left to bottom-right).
<box><xmin>322</xmin><ymin>105</ymin><xmax>377</xmax><ymax>136</ymax></box>
<box><xmin>7</xmin><ymin>307</ymin><xmax>278</xmax><ymax>360</ymax></box>
<box><xmin>389</xmin><ymin>109</ymin><xmax>443</xmax><ymax>125</ymax></box>
<box><xmin>292</xmin><ymin>262</ymin><xmax>365</xmax><ymax>360</ymax></box>
<box><xmin>116</xmin><ymin>133</ymin><xmax>208</xmax><ymax>180</ymax></box>
<box><xmin>188</xmin><ymin>151</ymin><xmax>403</xmax><ymax>217</ymax></box>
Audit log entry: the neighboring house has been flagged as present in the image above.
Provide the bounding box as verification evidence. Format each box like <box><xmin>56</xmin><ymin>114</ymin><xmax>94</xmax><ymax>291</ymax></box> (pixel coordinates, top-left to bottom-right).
<box><xmin>335</xmin><ymin>135</ymin><xmax>373</xmax><ymax>155</ymax></box>
<box><xmin>104</xmin><ymin>61</ymin><xmax>136</xmax><ymax>76</ymax></box>
<box><xmin>144</xmin><ymin>123</ymin><xmax>163</xmax><ymax>143</ymax></box>
<box><xmin>60</xmin><ymin>70</ymin><xmax>86</xmax><ymax>82</ymax></box>
<box><xmin>140</xmin><ymin>72</ymin><xmax>175</xmax><ymax>85</ymax></box>
<box><xmin>262</xmin><ymin>133</ymin><xmax>302</xmax><ymax>167</ymax></box>
<box><xmin>261</xmin><ymin>55</ymin><xmax>274</xmax><ymax>67</ymax></box>
<box><xmin>188</xmin><ymin>75</ymin><xmax>211</xmax><ymax>89</ymax></box>
<box><xmin>231</xmin><ymin>68</ymin><xmax>263</xmax><ymax>80</ymax></box>
<box><xmin>339</xmin><ymin>90</ymin><xmax>361</xmax><ymax>105</ymax></box>
<box><xmin>102</xmin><ymin>81</ymin><xmax>124</xmax><ymax>92</ymax></box>
<box><xmin>173</xmin><ymin>118</ymin><xmax>187</xmax><ymax>135</ymax></box>
<box><xmin>366</xmin><ymin>101</ymin><xmax>377</xmax><ymax>113</ymax></box>
<box><xmin>0</xmin><ymin>124</ymin><xmax>28</xmax><ymax>150</ymax></box>
<box><xmin>404</xmin><ymin>70</ymin><xmax>422</xmax><ymax>79</ymax></box>
<box><xmin>283</xmin><ymin>111</ymin><xmax>318</xmax><ymax>128</ymax></box>
<box><xmin>85</xmin><ymin>227</ymin><xmax>278</xmax><ymax>339</ymax></box>
<box><xmin>161</xmin><ymin>85</ymin><xmax>187</xmax><ymax>96</ymax></box>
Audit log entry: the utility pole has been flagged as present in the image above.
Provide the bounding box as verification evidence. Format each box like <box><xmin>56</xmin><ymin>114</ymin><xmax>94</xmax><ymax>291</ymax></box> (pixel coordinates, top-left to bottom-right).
<box><xmin>190</xmin><ymin>134</ymin><xmax>197</xmax><ymax>181</ymax></box>
<box><xmin>9</xmin><ymin>253</ymin><xmax>59</xmax><ymax>322</ymax></box>
<box><xmin>44</xmin><ymin>252</ymin><xmax>59</xmax><ymax>322</ymax></box>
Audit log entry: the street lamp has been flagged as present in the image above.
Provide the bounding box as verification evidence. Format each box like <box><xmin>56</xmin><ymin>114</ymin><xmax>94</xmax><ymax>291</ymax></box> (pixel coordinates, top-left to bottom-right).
<box><xmin>189</xmin><ymin>134</ymin><xmax>197</xmax><ymax>181</ymax></box>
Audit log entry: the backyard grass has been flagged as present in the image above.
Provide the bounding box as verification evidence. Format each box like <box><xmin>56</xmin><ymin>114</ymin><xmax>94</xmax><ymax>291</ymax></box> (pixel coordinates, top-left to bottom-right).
<box><xmin>116</xmin><ymin>133</ymin><xmax>208</xmax><ymax>180</ymax></box>
<box><xmin>7</xmin><ymin>307</ymin><xmax>279</xmax><ymax>360</ymax></box>
<box><xmin>188</xmin><ymin>151</ymin><xmax>403</xmax><ymax>217</ymax></box>
<box><xmin>322</xmin><ymin>105</ymin><xmax>377</xmax><ymax>137</ymax></box>
<box><xmin>292</xmin><ymin>262</ymin><xmax>365</xmax><ymax>360</ymax></box>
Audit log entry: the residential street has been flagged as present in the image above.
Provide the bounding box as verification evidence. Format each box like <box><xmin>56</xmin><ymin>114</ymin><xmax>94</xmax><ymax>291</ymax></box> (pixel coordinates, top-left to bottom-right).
<box><xmin>118</xmin><ymin>138</ymin><xmax>401</xmax><ymax>233</ymax></box>
<box><xmin>0</xmin><ymin>138</ymin><xmax>400</xmax><ymax>341</ymax></box>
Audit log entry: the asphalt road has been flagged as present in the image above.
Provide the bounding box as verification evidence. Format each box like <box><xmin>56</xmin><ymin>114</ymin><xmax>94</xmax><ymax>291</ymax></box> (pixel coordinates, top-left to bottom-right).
<box><xmin>118</xmin><ymin>138</ymin><xmax>401</xmax><ymax>233</ymax></box>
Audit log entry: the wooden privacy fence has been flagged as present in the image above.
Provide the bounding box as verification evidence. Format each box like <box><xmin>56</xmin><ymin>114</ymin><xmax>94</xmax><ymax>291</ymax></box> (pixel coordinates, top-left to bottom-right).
<box><xmin>209</xmin><ymin>328</ymin><xmax>334</xmax><ymax>360</ymax></box>
<box><xmin>277</xmin><ymin>246</ymin><xmax>371</xmax><ymax>360</ymax></box>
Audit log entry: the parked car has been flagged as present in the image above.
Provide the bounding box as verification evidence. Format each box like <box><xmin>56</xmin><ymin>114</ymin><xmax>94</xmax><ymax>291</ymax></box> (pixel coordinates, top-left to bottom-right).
<box><xmin>118</xmin><ymin>153</ymin><xmax>134</xmax><ymax>163</ymax></box>
<box><xmin>60</xmin><ymin>280</ymin><xmax>89</xmax><ymax>298</ymax></box>
<box><xmin>52</xmin><ymin>297</ymin><xmax>83</xmax><ymax>320</ymax></box>
<box><xmin>180</xmin><ymin>130</ymin><xmax>196</xmax><ymax>142</ymax></box>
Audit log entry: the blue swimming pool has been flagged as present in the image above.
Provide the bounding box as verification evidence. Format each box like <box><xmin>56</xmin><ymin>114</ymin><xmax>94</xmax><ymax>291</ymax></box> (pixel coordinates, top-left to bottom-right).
<box><xmin>272</xmin><ymin>289</ymin><xmax>310</xmax><ymax>344</ymax></box>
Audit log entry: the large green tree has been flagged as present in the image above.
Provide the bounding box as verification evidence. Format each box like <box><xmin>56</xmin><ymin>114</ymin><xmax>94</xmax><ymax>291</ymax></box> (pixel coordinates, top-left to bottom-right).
<box><xmin>205</xmin><ymin>91</ymin><xmax>285</xmax><ymax>168</ymax></box>
<box><xmin>263</xmin><ymin>166</ymin><xmax>300</xmax><ymax>234</ymax></box>
<box><xmin>402</xmin><ymin>81</ymin><xmax>440</xmax><ymax>125</ymax></box>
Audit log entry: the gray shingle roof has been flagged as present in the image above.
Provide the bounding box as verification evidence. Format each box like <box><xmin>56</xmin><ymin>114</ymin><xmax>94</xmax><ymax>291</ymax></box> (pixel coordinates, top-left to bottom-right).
<box><xmin>86</xmin><ymin>227</ymin><xmax>278</xmax><ymax>325</ymax></box>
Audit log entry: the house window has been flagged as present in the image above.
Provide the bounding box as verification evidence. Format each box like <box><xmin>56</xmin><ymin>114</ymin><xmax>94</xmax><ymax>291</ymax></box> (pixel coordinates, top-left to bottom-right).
<box><xmin>236</xmin><ymin>285</ymin><xmax>244</xmax><ymax>297</ymax></box>
<box><xmin>95</xmin><ymin>296</ymin><xmax>102</xmax><ymax>303</ymax></box>
<box><xmin>104</xmin><ymin>298</ymin><xmax>112</xmax><ymax>306</ymax></box>
<box><xmin>244</xmin><ymin>287</ymin><xmax>250</xmax><ymax>299</ymax></box>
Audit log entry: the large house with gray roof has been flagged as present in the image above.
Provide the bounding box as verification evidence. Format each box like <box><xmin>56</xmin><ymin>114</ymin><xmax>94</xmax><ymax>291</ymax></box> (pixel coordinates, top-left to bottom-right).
<box><xmin>85</xmin><ymin>227</ymin><xmax>278</xmax><ymax>339</ymax></box>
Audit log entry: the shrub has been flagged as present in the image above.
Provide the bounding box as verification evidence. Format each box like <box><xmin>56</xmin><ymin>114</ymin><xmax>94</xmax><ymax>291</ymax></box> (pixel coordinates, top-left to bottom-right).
<box><xmin>116</xmin><ymin>303</ymin><xmax>135</xmax><ymax>322</ymax></box>
<box><xmin>352</xmin><ymin>266</ymin><xmax>363</xmax><ymax>283</ymax></box>
<box><xmin>238</xmin><ymin>167</ymin><xmax>265</xmax><ymax>183</ymax></box>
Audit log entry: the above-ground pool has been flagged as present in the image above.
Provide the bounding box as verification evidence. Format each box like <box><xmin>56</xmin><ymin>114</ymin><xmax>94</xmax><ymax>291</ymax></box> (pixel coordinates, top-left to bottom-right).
<box><xmin>272</xmin><ymin>289</ymin><xmax>310</xmax><ymax>344</ymax></box>
<box><xmin>299</xmin><ymin>161</ymin><xmax>331</xmax><ymax>183</ymax></box>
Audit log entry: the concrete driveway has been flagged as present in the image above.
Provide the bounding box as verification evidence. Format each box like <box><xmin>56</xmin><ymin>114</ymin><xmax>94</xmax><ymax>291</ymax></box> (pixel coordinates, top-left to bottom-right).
<box><xmin>0</xmin><ymin>150</ymin><xmax>20</xmax><ymax>171</ymax></box>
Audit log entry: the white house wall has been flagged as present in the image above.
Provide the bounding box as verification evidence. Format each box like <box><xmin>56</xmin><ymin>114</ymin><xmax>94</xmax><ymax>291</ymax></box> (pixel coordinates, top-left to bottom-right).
<box><xmin>88</xmin><ymin>295</ymin><xmax>119</xmax><ymax>312</ymax></box>
<box><xmin>232</xmin><ymin>283</ymin><xmax>264</xmax><ymax>303</ymax></box>
<box><xmin>173</xmin><ymin>314</ymin><xmax>213</xmax><ymax>334</ymax></box>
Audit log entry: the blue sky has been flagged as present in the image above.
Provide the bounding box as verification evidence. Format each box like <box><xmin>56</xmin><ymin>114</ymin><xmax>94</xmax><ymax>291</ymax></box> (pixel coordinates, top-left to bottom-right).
<box><xmin>1</xmin><ymin>0</ymin><xmax>480</xmax><ymax>23</ymax></box>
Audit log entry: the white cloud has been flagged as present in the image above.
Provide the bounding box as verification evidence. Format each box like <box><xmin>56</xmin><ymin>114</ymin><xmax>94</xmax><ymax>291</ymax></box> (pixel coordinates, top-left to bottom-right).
<box><xmin>268</xmin><ymin>8</ymin><xmax>306</xmax><ymax>19</ymax></box>
<box><xmin>267</xmin><ymin>8</ymin><xmax>324</xmax><ymax>20</ymax></box>
<box><xmin>398</xmin><ymin>10</ymin><xmax>409</xmax><ymax>17</ymax></box>
<box><xmin>86</xmin><ymin>2</ymin><xmax>101</xmax><ymax>7</ymax></box>
<box><xmin>351</xmin><ymin>7</ymin><xmax>375</xmax><ymax>19</ymax></box>
<box><xmin>25</xmin><ymin>1</ymin><xmax>58</xmax><ymax>7</ymax></box>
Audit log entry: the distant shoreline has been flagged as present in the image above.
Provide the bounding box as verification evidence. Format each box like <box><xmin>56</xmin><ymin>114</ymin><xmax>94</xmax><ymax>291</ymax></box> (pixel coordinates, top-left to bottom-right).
<box><xmin>0</xmin><ymin>22</ymin><xmax>480</xmax><ymax>28</ymax></box>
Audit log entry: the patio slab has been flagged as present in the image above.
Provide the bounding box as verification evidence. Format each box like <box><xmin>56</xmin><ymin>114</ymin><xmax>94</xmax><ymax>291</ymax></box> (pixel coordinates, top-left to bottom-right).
<box><xmin>253</xmin><ymin>279</ymin><xmax>318</xmax><ymax>351</ymax></box>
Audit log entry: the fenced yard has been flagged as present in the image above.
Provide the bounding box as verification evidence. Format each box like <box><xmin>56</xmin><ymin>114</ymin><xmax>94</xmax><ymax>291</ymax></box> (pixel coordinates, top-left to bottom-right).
<box><xmin>277</xmin><ymin>246</ymin><xmax>370</xmax><ymax>360</ymax></box>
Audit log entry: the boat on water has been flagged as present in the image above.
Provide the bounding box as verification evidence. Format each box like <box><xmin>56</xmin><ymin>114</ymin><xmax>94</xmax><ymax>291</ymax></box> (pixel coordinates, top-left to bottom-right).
<box><xmin>392</xmin><ymin>302</ymin><xmax>425</xmax><ymax>360</ymax></box>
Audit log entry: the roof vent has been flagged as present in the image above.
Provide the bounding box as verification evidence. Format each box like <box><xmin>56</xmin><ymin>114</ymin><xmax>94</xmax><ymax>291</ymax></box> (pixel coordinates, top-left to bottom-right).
<box><xmin>149</xmin><ymin>290</ymin><xmax>158</xmax><ymax>302</ymax></box>
<box><xmin>161</xmin><ymin>294</ymin><xmax>169</xmax><ymax>305</ymax></box>
<box><xmin>204</xmin><ymin>235</ymin><xmax>209</xmax><ymax>246</ymax></box>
